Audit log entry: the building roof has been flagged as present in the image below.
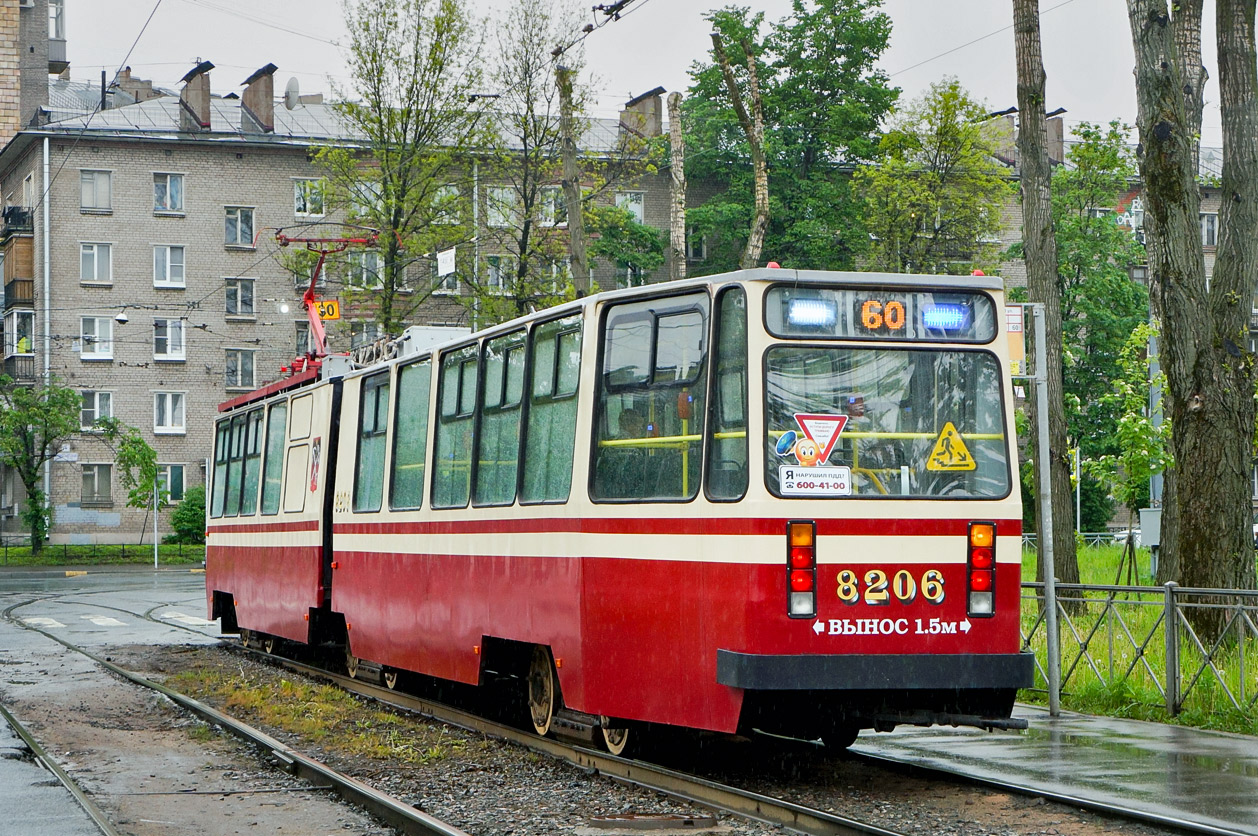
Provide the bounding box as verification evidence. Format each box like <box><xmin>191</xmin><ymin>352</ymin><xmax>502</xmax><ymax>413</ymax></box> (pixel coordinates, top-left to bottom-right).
<box><xmin>44</xmin><ymin>77</ymin><xmax>137</xmax><ymax>123</ymax></box>
<box><xmin>33</xmin><ymin>94</ymin><xmax>631</xmax><ymax>154</ymax></box>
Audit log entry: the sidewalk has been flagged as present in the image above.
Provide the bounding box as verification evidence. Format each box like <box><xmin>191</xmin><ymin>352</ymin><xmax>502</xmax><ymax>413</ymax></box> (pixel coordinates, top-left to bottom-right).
<box><xmin>854</xmin><ymin>704</ymin><xmax>1258</xmax><ymax>836</ymax></box>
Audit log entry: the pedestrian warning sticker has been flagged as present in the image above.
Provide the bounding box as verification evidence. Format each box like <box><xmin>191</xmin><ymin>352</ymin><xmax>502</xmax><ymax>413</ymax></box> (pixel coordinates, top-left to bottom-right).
<box><xmin>927</xmin><ymin>422</ymin><xmax>976</xmax><ymax>471</ymax></box>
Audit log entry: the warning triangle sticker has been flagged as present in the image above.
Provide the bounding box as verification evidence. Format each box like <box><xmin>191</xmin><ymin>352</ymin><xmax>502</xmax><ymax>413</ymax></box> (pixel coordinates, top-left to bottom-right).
<box><xmin>794</xmin><ymin>413</ymin><xmax>849</xmax><ymax>464</ymax></box>
<box><xmin>927</xmin><ymin>422</ymin><xmax>976</xmax><ymax>471</ymax></box>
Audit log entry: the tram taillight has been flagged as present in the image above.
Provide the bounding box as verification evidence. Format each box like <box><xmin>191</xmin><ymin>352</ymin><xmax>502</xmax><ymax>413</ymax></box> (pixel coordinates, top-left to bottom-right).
<box><xmin>967</xmin><ymin>522</ymin><xmax>996</xmax><ymax>617</ymax></box>
<box><xmin>787</xmin><ymin>521</ymin><xmax>816</xmax><ymax>618</ymax></box>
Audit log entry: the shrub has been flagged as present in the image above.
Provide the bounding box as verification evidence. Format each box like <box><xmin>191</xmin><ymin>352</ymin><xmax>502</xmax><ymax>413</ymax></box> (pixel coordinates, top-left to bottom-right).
<box><xmin>165</xmin><ymin>485</ymin><xmax>206</xmax><ymax>544</ymax></box>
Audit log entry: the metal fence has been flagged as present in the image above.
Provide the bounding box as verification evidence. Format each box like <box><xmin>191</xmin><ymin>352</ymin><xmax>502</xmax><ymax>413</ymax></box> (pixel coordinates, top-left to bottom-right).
<box><xmin>1021</xmin><ymin>532</ymin><xmax>1127</xmax><ymax>548</ymax></box>
<box><xmin>1021</xmin><ymin>581</ymin><xmax>1258</xmax><ymax>718</ymax></box>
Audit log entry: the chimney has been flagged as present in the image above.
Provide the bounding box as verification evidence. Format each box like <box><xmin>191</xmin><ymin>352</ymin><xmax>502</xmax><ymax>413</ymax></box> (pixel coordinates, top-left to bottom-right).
<box><xmin>116</xmin><ymin>66</ymin><xmax>161</xmax><ymax>103</ymax></box>
<box><xmin>241</xmin><ymin>63</ymin><xmax>278</xmax><ymax>133</ymax></box>
<box><xmin>179</xmin><ymin>61</ymin><xmax>214</xmax><ymax>132</ymax></box>
<box><xmin>1046</xmin><ymin>115</ymin><xmax>1065</xmax><ymax>165</ymax></box>
<box><xmin>619</xmin><ymin>86</ymin><xmax>666</xmax><ymax>140</ymax></box>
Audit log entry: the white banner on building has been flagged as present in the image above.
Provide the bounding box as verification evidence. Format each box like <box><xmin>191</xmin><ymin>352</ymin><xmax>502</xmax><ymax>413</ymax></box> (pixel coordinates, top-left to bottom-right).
<box><xmin>437</xmin><ymin>246</ymin><xmax>456</xmax><ymax>277</ymax></box>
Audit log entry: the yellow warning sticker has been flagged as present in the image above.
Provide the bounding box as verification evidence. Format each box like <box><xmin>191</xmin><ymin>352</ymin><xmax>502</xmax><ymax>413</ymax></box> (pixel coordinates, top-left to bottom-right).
<box><xmin>927</xmin><ymin>422</ymin><xmax>976</xmax><ymax>471</ymax></box>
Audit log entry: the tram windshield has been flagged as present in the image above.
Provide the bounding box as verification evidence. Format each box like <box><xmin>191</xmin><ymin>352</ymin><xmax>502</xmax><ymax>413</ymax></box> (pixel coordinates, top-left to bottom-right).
<box><xmin>764</xmin><ymin>346</ymin><xmax>1010</xmax><ymax>499</ymax></box>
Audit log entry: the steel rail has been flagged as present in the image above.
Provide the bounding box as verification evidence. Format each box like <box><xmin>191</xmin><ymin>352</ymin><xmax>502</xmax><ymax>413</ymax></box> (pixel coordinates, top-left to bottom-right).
<box><xmin>2</xmin><ymin>615</ymin><xmax>472</xmax><ymax>836</ymax></box>
<box><xmin>249</xmin><ymin>649</ymin><xmax>905</xmax><ymax>836</ymax></box>
<box><xmin>0</xmin><ymin>702</ymin><xmax>123</xmax><ymax>836</ymax></box>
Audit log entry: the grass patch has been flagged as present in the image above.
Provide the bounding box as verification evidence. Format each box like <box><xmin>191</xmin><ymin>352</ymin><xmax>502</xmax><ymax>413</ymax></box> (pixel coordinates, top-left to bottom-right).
<box><xmin>0</xmin><ymin>542</ymin><xmax>204</xmax><ymax>567</ymax></box>
<box><xmin>169</xmin><ymin>660</ymin><xmax>471</xmax><ymax>765</ymax></box>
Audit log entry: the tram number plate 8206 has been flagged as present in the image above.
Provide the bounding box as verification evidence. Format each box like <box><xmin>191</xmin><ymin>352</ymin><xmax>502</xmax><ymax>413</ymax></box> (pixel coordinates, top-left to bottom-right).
<box><xmin>780</xmin><ymin>465</ymin><xmax>851</xmax><ymax>496</ymax></box>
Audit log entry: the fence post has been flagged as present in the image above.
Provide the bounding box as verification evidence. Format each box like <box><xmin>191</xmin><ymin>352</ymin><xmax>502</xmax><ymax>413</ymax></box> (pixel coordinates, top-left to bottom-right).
<box><xmin>1164</xmin><ymin>581</ymin><xmax>1179</xmax><ymax>715</ymax></box>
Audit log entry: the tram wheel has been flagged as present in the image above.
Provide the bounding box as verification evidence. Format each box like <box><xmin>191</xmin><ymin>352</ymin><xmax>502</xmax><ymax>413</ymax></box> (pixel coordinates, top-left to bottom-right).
<box><xmin>822</xmin><ymin>724</ymin><xmax>860</xmax><ymax>752</ymax></box>
<box><xmin>600</xmin><ymin>718</ymin><xmax>632</xmax><ymax>756</ymax></box>
<box><xmin>526</xmin><ymin>645</ymin><xmax>557</xmax><ymax>737</ymax></box>
<box><xmin>382</xmin><ymin>668</ymin><xmax>399</xmax><ymax>690</ymax></box>
<box><xmin>346</xmin><ymin>652</ymin><xmax>361</xmax><ymax>679</ymax></box>
<box><xmin>239</xmin><ymin>628</ymin><xmax>253</xmax><ymax>649</ymax></box>
<box><xmin>261</xmin><ymin>635</ymin><xmax>275</xmax><ymax>655</ymax></box>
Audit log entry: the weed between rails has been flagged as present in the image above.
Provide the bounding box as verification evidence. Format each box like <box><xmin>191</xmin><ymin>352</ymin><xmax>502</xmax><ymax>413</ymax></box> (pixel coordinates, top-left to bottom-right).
<box><xmin>169</xmin><ymin>656</ymin><xmax>474</xmax><ymax>766</ymax></box>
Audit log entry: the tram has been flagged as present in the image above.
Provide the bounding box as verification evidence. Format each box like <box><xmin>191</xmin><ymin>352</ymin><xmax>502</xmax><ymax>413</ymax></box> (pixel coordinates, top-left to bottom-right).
<box><xmin>206</xmin><ymin>267</ymin><xmax>1033</xmax><ymax>753</ymax></box>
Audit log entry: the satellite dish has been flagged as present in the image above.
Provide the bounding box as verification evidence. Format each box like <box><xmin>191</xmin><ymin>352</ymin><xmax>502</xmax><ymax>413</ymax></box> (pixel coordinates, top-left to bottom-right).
<box><xmin>284</xmin><ymin>77</ymin><xmax>300</xmax><ymax>110</ymax></box>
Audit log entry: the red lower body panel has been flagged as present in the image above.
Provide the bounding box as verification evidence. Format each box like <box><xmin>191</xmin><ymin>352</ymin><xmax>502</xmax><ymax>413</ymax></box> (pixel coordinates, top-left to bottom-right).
<box><xmin>206</xmin><ymin>544</ymin><xmax>323</xmax><ymax>644</ymax></box>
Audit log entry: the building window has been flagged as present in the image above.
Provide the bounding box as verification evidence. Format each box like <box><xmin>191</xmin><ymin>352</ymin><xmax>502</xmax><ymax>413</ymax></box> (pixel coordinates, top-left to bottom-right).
<box><xmin>225</xmin><ymin>206</ymin><xmax>255</xmax><ymax>247</ymax></box>
<box><xmin>1200</xmin><ymin>212</ymin><xmax>1218</xmax><ymax>247</ymax></box>
<box><xmin>615</xmin><ymin>191</ymin><xmax>645</xmax><ymax>224</ymax></box>
<box><xmin>154</xmin><ymin>173</ymin><xmax>184</xmax><ymax>213</ymax></box>
<box><xmin>347</xmin><ymin>250</ymin><xmax>382</xmax><ymax>289</ymax></box>
<box><xmin>81</xmin><ymin>464</ymin><xmax>112</xmax><ymax>506</ymax></box>
<box><xmin>80</xmin><ymin>390</ymin><xmax>111</xmax><ymax>430</ymax></box>
<box><xmin>80</xmin><ymin>242</ymin><xmax>112</xmax><ymax>284</ymax></box>
<box><xmin>543</xmin><ymin>258</ymin><xmax>570</xmax><ymax>293</ymax></box>
<box><xmin>225</xmin><ymin>278</ymin><xmax>255</xmax><ymax>317</ymax></box>
<box><xmin>226</xmin><ymin>349</ymin><xmax>255</xmax><ymax>389</ymax></box>
<box><xmin>295</xmin><ymin>321</ymin><xmax>311</xmax><ymax>356</ymax></box>
<box><xmin>80</xmin><ymin>316</ymin><xmax>113</xmax><ymax>360</ymax></box>
<box><xmin>686</xmin><ymin>226</ymin><xmax>707</xmax><ymax>261</ymax></box>
<box><xmin>80</xmin><ymin>170</ymin><xmax>111</xmax><ymax>211</ymax></box>
<box><xmin>617</xmin><ymin>261</ymin><xmax>644</xmax><ymax>289</ymax></box>
<box><xmin>540</xmin><ymin>186</ymin><xmax>567</xmax><ymax>227</ymax></box>
<box><xmin>432</xmin><ymin>260</ymin><xmax>458</xmax><ymax>294</ymax></box>
<box><xmin>3</xmin><ymin>310</ymin><xmax>34</xmax><ymax>356</ymax></box>
<box><xmin>433</xmin><ymin>184</ymin><xmax>460</xmax><ymax>224</ymax></box>
<box><xmin>294</xmin><ymin>179</ymin><xmax>326</xmax><ymax>217</ymax></box>
<box><xmin>153</xmin><ymin>318</ymin><xmax>186</xmax><ymax>361</ymax></box>
<box><xmin>486</xmin><ymin>255</ymin><xmax>513</xmax><ymax>294</ymax></box>
<box><xmin>153</xmin><ymin>245</ymin><xmax>185</xmax><ymax>287</ymax></box>
<box><xmin>154</xmin><ymin>391</ymin><xmax>186</xmax><ymax>434</ymax></box>
<box><xmin>158</xmin><ymin>464</ymin><xmax>185</xmax><ymax>503</ymax></box>
<box><xmin>488</xmin><ymin>186</ymin><xmax>516</xmax><ymax>228</ymax></box>
<box><xmin>22</xmin><ymin>173</ymin><xmax>33</xmax><ymax>208</ymax></box>
<box><xmin>350</xmin><ymin>320</ymin><xmax>380</xmax><ymax>349</ymax></box>
<box><xmin>49</xmin><ymin>0</ymin><xmax>65</xmax><ymax>40</ymax></box>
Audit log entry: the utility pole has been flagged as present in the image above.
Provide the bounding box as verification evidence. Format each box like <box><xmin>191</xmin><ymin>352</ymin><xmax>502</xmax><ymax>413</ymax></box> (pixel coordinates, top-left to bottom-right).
<box><xmin>556</xmin><ymin>66</ymin><xmax>588</xmax><ymax>289</ymax></box>
<box><xmin>667</xmin><ymin>92</ymin><xmax>687</xmax><ymax>280</ymax></box>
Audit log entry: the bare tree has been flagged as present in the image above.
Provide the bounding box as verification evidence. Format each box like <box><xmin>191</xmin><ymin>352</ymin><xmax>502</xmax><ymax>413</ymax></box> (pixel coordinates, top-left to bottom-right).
<box><xmin>668</xmin><ymin>91</ymin><xmax>687</xmax><ymax>280</ymax></box>
<box><xmin>710</xmin><ymin>33</ymin><xmax>768</xmax><ymax>269</ymax></box>
<box><xmin>1127</xmin><ymin>0</ymin><xmax>1258</xmax><ymax>637</ymax></box>
<box><xmin>1013</xmin><ymin>0</ymin><xmax>1079</xmax><ymax>589</ymax></box>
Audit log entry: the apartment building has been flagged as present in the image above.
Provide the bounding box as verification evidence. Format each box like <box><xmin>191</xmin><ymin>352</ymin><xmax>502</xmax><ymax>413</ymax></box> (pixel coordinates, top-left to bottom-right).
<box><xmin>0</xmin><ymin>56</ymin><xmax>677</xmax><ymax>544</ymax></box>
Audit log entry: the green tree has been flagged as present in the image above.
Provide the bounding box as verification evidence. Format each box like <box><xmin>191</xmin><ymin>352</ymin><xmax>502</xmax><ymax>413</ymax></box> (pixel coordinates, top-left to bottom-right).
<box><xmin>316</xmin><ymin>0</ymin><xmax>486</xmax><ymax>335</ymax></box>
<box><xmin>0</xmin><ymin>376</ymin><xmax>80</xmax><ymax>553</ymax></box>
<box><xmin>165</xmin><ymin>484</ymin><xmax>207</xmax><ymax>545</ymax></box>
<box><xmin>1052</xmin><ymin>122</ymin><xmax>1148</xmax><ymax>497</ymax></box>
<box><xmin>854</xmin><ymin>78</ymin><xmax>1013</xmax><ymax>275</ymax></box>
<box><xmin>685</xmin><ymin>1</ymin><xmax>897</xmax><ymax>272</ymax></box>
<box><xmin>586</xmin><ymin>206</ymin><xmax>666</xmax><ymax>287</ymax></box>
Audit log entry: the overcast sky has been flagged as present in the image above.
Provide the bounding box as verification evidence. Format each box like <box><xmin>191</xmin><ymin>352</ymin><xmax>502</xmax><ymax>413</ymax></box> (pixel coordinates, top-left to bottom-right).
<box><xmin>64</xmin><ymin>0</ymin><xmax>1226</xmax><ymax>147</ymax></box>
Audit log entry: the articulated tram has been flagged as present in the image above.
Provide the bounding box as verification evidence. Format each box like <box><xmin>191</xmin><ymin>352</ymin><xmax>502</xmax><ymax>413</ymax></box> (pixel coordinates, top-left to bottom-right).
<box><xmin>206</xmin><ymin>267</ymin><xmax>1033</xmax><ymax>753</ymax></box>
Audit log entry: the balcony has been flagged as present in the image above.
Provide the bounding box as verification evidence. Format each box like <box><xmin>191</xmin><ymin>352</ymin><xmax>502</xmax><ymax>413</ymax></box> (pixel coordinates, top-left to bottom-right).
<box><xmin>4</xmin><ymin>278</ymin><xmax>33</xmax><ymax>311</ymax></box>
<box><xmin>3</xmin><ymin>354</ymin><xmax>35</xmax><ymax>384</ymax></box>
<box><xmin>2</xmin><ymin>207</ymin><xmax>32</xmax><ymax>240</ymax></box>
<box><xmin>49</xmin><ymin>38</ymin><xmax>68</xmax><ymax>75</ymax></box>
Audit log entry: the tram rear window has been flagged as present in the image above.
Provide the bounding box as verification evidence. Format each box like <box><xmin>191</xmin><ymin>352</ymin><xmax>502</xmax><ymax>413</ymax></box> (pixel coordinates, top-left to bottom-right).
<box><xmin>766</xmin><ymin>286</ymin><xmax>996</xmax><ymax>342</ymax></box>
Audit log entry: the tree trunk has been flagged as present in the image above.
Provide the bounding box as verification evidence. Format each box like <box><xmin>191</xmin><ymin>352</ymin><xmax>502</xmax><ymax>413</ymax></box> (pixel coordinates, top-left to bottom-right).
<box><xmin>1128</xmin><ymin>0</ymin><xmax>1256</xmax><ymax>643</ymax></box>
<box><xmin>668</xmin><ymin>92</ymin><xmax>687</xmax><ymax>281</ymax></box>
<box><xmin>557</xmin><ymin>66</ymin><xmax>588</xmax><ymax>290</ymax></box>
<box><xmin>1014</xmin><ymin>0</ymin><xmax>1079</xmax><ymax>589</ymax></box>
<box><xmin>1173</xmin><ymin>0</ymin><xmax>1207</xmax><ymax>176</ymax></box>
<box><xmin>711</xmin><ymin>33</ymin><xmax>769</xmax><ymax>269</ymax></box>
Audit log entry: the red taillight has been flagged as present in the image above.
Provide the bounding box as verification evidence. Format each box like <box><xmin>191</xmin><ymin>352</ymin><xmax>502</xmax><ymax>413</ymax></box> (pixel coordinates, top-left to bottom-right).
<box><xmin>967</xmin><ymin>521</ymin><xmax>997</xmax><ymax>617</ymax></box>
<box><xmin>787</xmin><ymin>521</ymin><xmax>817</xmax><ymax>617</ymax></box>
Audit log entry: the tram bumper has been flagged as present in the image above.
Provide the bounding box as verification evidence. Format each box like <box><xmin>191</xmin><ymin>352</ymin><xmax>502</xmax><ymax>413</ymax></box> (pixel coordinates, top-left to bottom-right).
<box><xmin>716</xmin><ymin>650</ymin><xmax>1035</xmax><ymax>691</ymax></box>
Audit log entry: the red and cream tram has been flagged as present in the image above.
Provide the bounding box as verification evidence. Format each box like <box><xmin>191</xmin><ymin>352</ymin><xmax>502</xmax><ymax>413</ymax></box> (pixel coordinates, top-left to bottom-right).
<box><xmin>206</xmin><ymin>267</ymin><xmax>1032</xmax><ymax>753</ymax></box>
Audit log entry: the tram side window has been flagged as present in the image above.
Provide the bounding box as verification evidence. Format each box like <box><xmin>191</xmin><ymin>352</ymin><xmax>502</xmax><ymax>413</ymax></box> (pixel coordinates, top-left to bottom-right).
<box><xmin>521</xmin><ymin>315</ymin><xmax>581</xmax><ymax>503</ymax></box>
<box><xmin>592</xmin><ymin>293</ymin><xmax>709</xmax><ymax>501</ymax></box>
<box><xmin>223</xmin><ymin>414</ymin><xmax>247</xmax><ymax>515</ymax></box>
<box><xmin>390</xmin><ymin>359</ymin><xmax>431</xmax><ymax>510</ymax></box>
<box><xmin>706</xmin><ymin>287</ymin><xmax>748</xmax><ymax>501</ymax></box>
<box><xmin>211</xmin><ymin>420</ymin><xmax>230</xmax><ymax>518</ymax></box>
<box><xmin>239</xmin><ymin>409</ymin><xmax>264</xmax><ymax>515</ymax></box>
<box><xmin>475</xmin><ymin>331</ymin><xmax>526</xmax><ymax>506</ymax></box>
<box><xmin>354</xmin><ymin>372</ymin><xmax>390</xmax><ymax>512</ymax></box>
<box><xmin>260</xmin><ymin>401</ymin><xmax>287</xmax><ymax>515</ymax></box>
<box><xmin>432</xmin><ymin>346</ymin><xmax>478</xmax><ymax>508</ymax></box>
